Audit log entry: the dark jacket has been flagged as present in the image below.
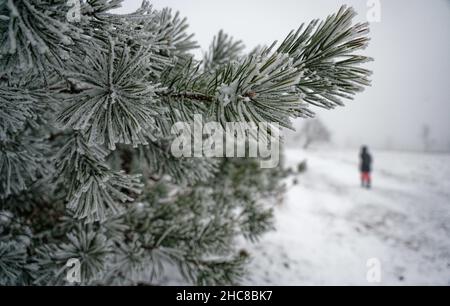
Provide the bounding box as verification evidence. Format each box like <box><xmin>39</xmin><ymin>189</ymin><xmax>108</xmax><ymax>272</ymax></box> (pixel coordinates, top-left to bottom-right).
<box><xmin>360</xmin><ymin>149</ymin><xmax>372</xmax><ymax>172</ymax></box>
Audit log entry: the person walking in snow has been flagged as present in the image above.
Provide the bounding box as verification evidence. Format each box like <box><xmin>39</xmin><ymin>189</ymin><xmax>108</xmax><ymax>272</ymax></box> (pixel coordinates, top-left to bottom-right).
<box><xmin>359</xmin><ymin>146</ymin><xmax>372</xmax><ymax>188</ymax></box>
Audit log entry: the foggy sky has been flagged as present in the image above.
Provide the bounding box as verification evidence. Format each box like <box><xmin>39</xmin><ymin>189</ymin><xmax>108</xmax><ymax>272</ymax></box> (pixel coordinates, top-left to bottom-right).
<box><xmin>116</xmin><ymin>0</ymin><xmax>450</xmax><ymax>152</ymax></box>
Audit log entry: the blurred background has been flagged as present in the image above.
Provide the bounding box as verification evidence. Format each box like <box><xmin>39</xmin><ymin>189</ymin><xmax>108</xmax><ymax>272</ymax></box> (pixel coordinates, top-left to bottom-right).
<box><xmin>116</xmin><ymin>1</ymin><xmax>450</xmax><ymax>285</ymax></box>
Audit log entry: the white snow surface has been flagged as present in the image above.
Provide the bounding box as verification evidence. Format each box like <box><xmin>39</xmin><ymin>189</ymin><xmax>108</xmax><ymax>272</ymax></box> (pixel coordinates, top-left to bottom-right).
<box><xmin>242</xmin><ymin>148</ymin><xmax>450</xmax><ymax>285</ymax></box>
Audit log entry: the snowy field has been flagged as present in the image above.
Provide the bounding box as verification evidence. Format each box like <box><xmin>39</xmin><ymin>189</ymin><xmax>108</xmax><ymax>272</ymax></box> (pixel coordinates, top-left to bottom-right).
<box><xmin>242</xmin><ymin>148</ymin><xmax>450</xmax><ymax>285</ymax></box>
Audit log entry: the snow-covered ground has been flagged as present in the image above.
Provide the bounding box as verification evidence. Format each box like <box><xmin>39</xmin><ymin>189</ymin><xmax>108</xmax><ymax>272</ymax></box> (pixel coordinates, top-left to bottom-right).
<box><xmin>243</xmin><ymin>148</ymin><xmax>450</xmax><ymax>285</ymax></box>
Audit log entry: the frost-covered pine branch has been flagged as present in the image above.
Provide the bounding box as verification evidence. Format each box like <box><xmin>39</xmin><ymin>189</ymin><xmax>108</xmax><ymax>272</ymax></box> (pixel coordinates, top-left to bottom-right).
<box><xmin>0</xmin><ymin>0</ymin><xmax>371</xmax><ymax>285</ymax></box>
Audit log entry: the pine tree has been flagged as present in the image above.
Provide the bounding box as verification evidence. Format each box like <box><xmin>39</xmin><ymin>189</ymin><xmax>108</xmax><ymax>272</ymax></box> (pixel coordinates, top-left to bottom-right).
<box><xmin>0</xmin><ymin>1</ymin><xmax>372</xmax><ymax>285</ymax></box>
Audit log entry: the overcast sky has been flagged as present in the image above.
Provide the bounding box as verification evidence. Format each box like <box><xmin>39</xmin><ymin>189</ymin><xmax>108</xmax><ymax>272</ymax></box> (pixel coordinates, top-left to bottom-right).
<box><xmin>116</xmin><ymin>0</ymin><xmax>450</xmax><ymax>152</ymax></box>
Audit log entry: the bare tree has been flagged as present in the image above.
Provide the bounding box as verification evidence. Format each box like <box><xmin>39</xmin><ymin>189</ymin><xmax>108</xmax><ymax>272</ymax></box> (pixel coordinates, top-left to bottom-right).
<box><xmin>421</xmin><ymin>124</ymin><xmax>431</xmax><ymax>152</ymax></box>
<box><xmin>300</xmin><ymin>119</ymin><xmax>331</xmax><ymax>149</ymax></box>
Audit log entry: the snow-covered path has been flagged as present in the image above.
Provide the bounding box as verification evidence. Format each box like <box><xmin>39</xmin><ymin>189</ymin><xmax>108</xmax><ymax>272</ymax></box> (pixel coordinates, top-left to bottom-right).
<box><xmin>243</xmin><ymin>148</ymin><xmax>450</xmax><ymax>285</ymax></box>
